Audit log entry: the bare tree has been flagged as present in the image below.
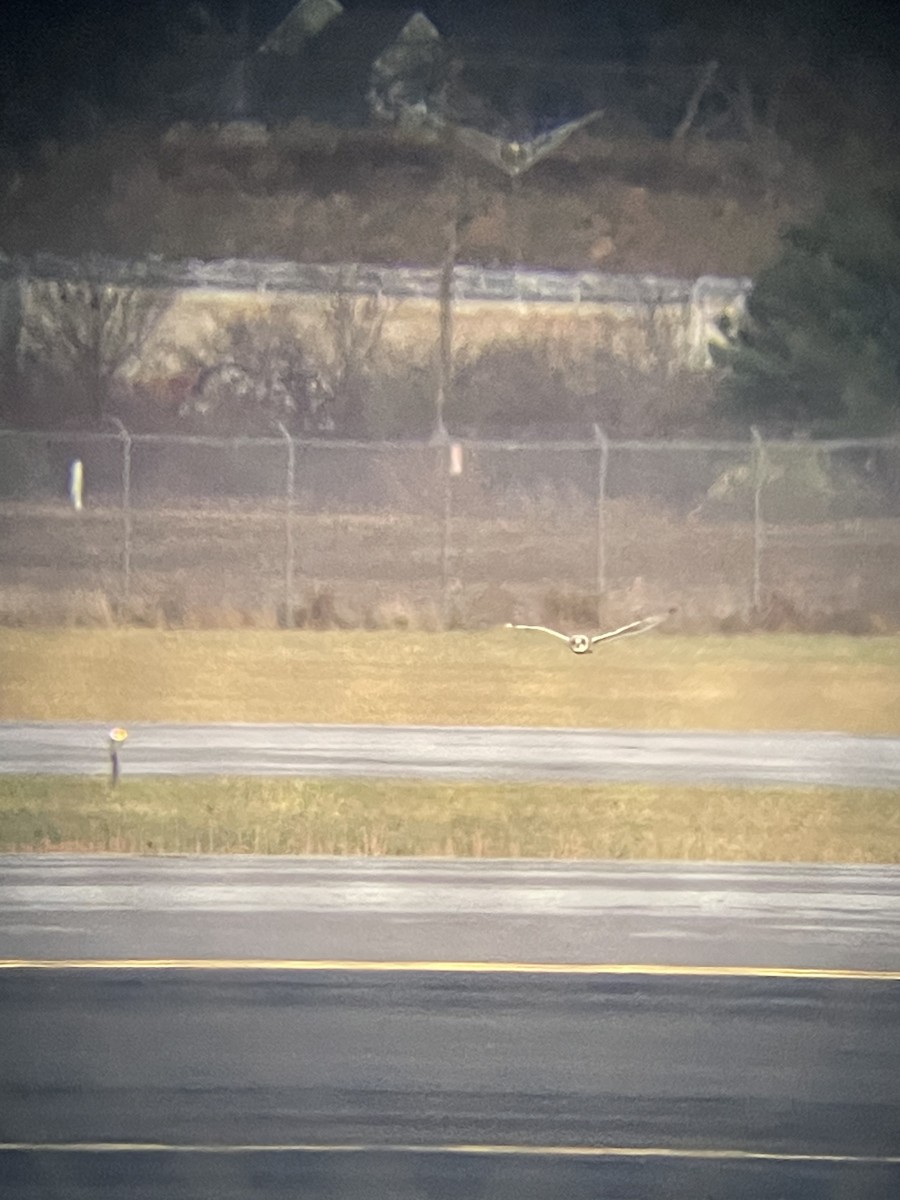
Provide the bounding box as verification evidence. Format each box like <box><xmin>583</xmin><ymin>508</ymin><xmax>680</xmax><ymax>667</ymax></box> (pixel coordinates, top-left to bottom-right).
<box><xmin>20</xmin><ymin>278</ymin><xmax>172</xmax><ymax>427</ymax></box>
<box><xmin>319</xmin><ymin>278</ymin><xmax>395</xmax><ymax>437</ymax></box>
<box><xmin>175</xmin><ymin>303</ymin><xmax>331</xmax><ymax>434</ymax></box>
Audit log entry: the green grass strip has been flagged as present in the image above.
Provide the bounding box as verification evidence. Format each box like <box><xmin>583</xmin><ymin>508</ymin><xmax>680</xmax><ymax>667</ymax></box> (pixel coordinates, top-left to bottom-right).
<box><xmin>2</xmin><ymin>776</ymin><xmax>898</xmax><ymax>862</ymax></box>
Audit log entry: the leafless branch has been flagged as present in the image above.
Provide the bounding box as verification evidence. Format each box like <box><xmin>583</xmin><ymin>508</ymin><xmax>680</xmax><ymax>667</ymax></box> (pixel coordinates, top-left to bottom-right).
<box><xmin>20</xmin><ymin>280</ymin><xmax>172</xmax><ymax>423</ymax></box>
<box><xmin>672</xmin><ymin>59</ymin><xmax>719</xmax><ymax>144</ymax></box>
<box><xmin>320</xmin><ymin>273</ymin><xmax>397</xmax><ymax>435</ymax></box>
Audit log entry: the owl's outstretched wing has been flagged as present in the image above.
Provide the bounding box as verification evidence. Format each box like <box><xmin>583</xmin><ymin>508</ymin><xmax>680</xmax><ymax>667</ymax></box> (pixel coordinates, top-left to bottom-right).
<box><xmin>521</xmin><ymin>110</ymin><xmax>605</xmax><ymax>170</ymax></box>
<box><xmin>451</xmin><ymin>110</ymin><xmax>603</xmax><ymax>177</ymax></box>
<box><xmin>505</xmin><ymin>623</ymin><xmax>572</xmax><ymax>643</ymax></box>
<box><xmin>590</xmin><ymin>609</ymin><xmax>676</xmax><ymax>645</ymax></box>
<box><xmin>451</xmin><ymin>124</ymin><xmax>513</xmax><ymax>173</ymax></box>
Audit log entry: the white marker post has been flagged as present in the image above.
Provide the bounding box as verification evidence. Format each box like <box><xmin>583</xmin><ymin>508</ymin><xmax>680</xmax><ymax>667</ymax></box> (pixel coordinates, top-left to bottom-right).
<box><xmin>108</xmin><ymin>727</ymin><xmax>128</xmax><ymax>788</ymax></box>
<box><xmin>439</xmin><ymin>442</ymin><xmax>464</xmax><ymax>623</ymax></box>
<box><xmin>69</xmin><ymin>459</ymin><xmax>84</xmax><ymax>512</ymax></box>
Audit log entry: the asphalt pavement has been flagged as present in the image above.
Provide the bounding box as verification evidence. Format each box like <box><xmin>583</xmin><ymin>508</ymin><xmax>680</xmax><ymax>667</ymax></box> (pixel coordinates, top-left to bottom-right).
<box><xmin>2</xmin><ymin>720</ymin><xmax>900</xmax><ymax>786</ymax></box>
<box><xmin>2</xmin><ymin>855</ymin><xmax>900</xmax><ymax>971</ymax></box>
<box><xmin>2</xmin><ymin>857</ymin><xmax>900</xmax><ymax>1198</ymax></box>
<box><xmin>1</xmin><ymin>968</ymin><xmax>899</xmax><ymax>1199</ymax></box>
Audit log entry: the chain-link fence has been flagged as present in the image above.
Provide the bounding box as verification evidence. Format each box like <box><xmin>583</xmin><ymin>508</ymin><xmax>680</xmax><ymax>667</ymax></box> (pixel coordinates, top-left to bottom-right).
<box><xmin>1</xmin><ymin>426</ymin><xmax>899</xmax><ymax>627</ymax></box>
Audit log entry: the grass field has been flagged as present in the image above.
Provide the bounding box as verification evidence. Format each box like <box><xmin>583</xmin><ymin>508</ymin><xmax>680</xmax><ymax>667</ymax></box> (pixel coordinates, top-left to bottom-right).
<box><xmin>2</xmin><ymin>776</ymin><xmax>898</xmax><ymax>862</ymax></box>
<box><xmin>3</xmin><ymin>498</ymin><xmax>899</xmax><ymax>629</ymax></box>
<box><xmin>2</xmin><ymin>628</ymin><xmax>899</xmax><ymax>732</ymax></box>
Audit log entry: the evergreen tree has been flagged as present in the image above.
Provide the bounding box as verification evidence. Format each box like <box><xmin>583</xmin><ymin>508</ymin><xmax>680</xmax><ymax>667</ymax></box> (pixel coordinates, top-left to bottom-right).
<box><xmin>711</xmin><ymin>186</ymin><xmax>900</xmax><ymax>435</ymax></box>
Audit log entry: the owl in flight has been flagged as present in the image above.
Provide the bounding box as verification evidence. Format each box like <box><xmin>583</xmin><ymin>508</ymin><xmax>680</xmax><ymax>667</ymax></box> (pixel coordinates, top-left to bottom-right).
<box><xmin>451</xmin><ymin>110</ymin><xmax>604</xmax><ymax>177</ymax></box>
<box><xmin>505</xmin><ymin>610</ymin><xmax>676</xmax><ymax>654</ymax></box>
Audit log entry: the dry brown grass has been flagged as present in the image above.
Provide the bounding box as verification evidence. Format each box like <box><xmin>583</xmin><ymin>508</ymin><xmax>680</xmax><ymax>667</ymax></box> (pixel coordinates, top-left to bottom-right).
<box><xmin>4</xmin><ymin>120</ymin><xmax>797</xmax><ymax>274</ymax></box>
<box><xmin>0</xmin><ymin>585</ymin><xmax>117</xmax><ymax>628</ymax></box>
<box><xmin>2</xmin><ymin>628</ymin><xmax>899</xmax><ymax>733</ymax></box>
<box><xmin>2</xmin><ymin>500</ymin><xmax>899</xmax><ymax>630</ymax></box>
<box><xmin>1</xmin><ymin>775</ymin><xmax>896</xmax><ymax>863</ymax></box>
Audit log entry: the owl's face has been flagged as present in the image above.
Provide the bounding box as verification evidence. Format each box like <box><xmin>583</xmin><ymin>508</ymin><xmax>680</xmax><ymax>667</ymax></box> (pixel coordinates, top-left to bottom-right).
<box><xmin>569</xmin><ymin>635</ymin><xmax>591</xmax><ymax>654</ymax></box>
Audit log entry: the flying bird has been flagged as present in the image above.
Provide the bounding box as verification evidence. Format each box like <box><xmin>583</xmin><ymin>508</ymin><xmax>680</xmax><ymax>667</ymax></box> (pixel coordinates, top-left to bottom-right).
<box><xmin>451</xmin><ymin>110</ymin><xmax>604</xmax><ymax>177</ymax></box>
<box><xmin>505</xmin><ymin>610</ymin><xmax>676</xmax><ymax>655</ymax></box>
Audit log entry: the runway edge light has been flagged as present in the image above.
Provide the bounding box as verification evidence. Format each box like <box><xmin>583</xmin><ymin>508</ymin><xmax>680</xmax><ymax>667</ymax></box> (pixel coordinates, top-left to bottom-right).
<box><xmin>108</xmin><ymin>727</ymin><xmax>128</xmax><ymax>787</ymax></box>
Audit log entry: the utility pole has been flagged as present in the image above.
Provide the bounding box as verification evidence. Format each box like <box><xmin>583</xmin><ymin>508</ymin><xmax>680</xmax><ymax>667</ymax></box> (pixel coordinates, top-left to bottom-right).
<box><xmin>433</xmin><ymin>211</ymin><xmax>458</xmax><ymax>443</ymax></box>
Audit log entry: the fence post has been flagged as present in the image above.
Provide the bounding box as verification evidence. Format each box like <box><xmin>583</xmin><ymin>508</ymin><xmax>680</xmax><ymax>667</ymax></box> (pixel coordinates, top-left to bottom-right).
<box><xmin>430</xmin><ymin>429</ymin><xmax>453</xmax><ymax>624</ymax></box>
<box><xmin>108</xmin><ymin>418</ymin><xmax>132</xmax><ymax>607</ymax></box>
<box><xmin>276</xmin><ymin>421</ymin><xmax>295</xmax><ymax>628</ymax></box>
<box><xmin>68</xmin><ymin>459</ymin><xmax>84</xmax><ymax>511</ymax></box>
<box><xmin>751</xmin><ymin>426</ymin><xmax>765</xmax><ymax>611</ymax></box>
<box><xmin>441</xmin><ymin>438</ymin><xmax>453</xmax><ymax>625</ymax></box>
<box><xmin>593</xmin><ymin>423</ymin><xmax>609</xmax><ymax>624</ymax></box>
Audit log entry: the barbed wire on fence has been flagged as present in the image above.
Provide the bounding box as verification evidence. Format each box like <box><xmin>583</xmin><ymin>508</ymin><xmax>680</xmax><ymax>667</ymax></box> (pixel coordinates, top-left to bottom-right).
<box><xmin>1</xmin><ymin>425</ymin><xmax>898</xmax><ymax>625</ymax></box>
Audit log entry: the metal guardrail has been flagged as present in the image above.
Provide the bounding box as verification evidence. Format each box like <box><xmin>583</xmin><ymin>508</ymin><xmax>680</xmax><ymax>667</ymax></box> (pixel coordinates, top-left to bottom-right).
<box><xmin>0</xmin><ymin>251</ymin><xmax>750</xmax><ymax>308</ymax></box>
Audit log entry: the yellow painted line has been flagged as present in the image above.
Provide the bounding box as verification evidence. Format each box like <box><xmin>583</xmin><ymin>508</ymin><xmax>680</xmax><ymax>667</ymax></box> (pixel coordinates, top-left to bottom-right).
<box><xmin>1</xmin><ymin>1142</ymin><xmax>898</xmax><ymax>1164</ymax></box>
<box><xmin>0</xmin><ymin>959</ymin><xmax>898</xmax><ymax>980</ymax></box>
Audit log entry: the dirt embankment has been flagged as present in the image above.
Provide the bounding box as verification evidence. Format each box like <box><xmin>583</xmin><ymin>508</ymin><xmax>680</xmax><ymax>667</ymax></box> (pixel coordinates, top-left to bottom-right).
<box><xmin>0</xmin><ymin>120</ymin><xmax>816</xmax><ymax>277</ymax></box>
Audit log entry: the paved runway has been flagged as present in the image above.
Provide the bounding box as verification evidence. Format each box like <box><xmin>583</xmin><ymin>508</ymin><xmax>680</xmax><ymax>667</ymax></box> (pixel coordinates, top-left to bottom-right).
<box><xmin>2</xmin><ymin>855</ymin><xmax>900</xmax><ymax>971</ymax></box>
<box><xmin>2</xmin><ymin>857</ymin><xmax>900</xmax><ymax>1198</ymax></box>
<box><xmin>1</xmin><ymin>968</ymin><xmax>899</xmax><ymax>1199</ymax></box>
<box><xmin>2</xmin><ymin>720</ymin><xmax>900</xmax><ymax>786</ymax></box>
<box><xmin>4</xmin><ymin>1148</ymin><xmax>900</xmax><ymax>1200</ymax></box>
